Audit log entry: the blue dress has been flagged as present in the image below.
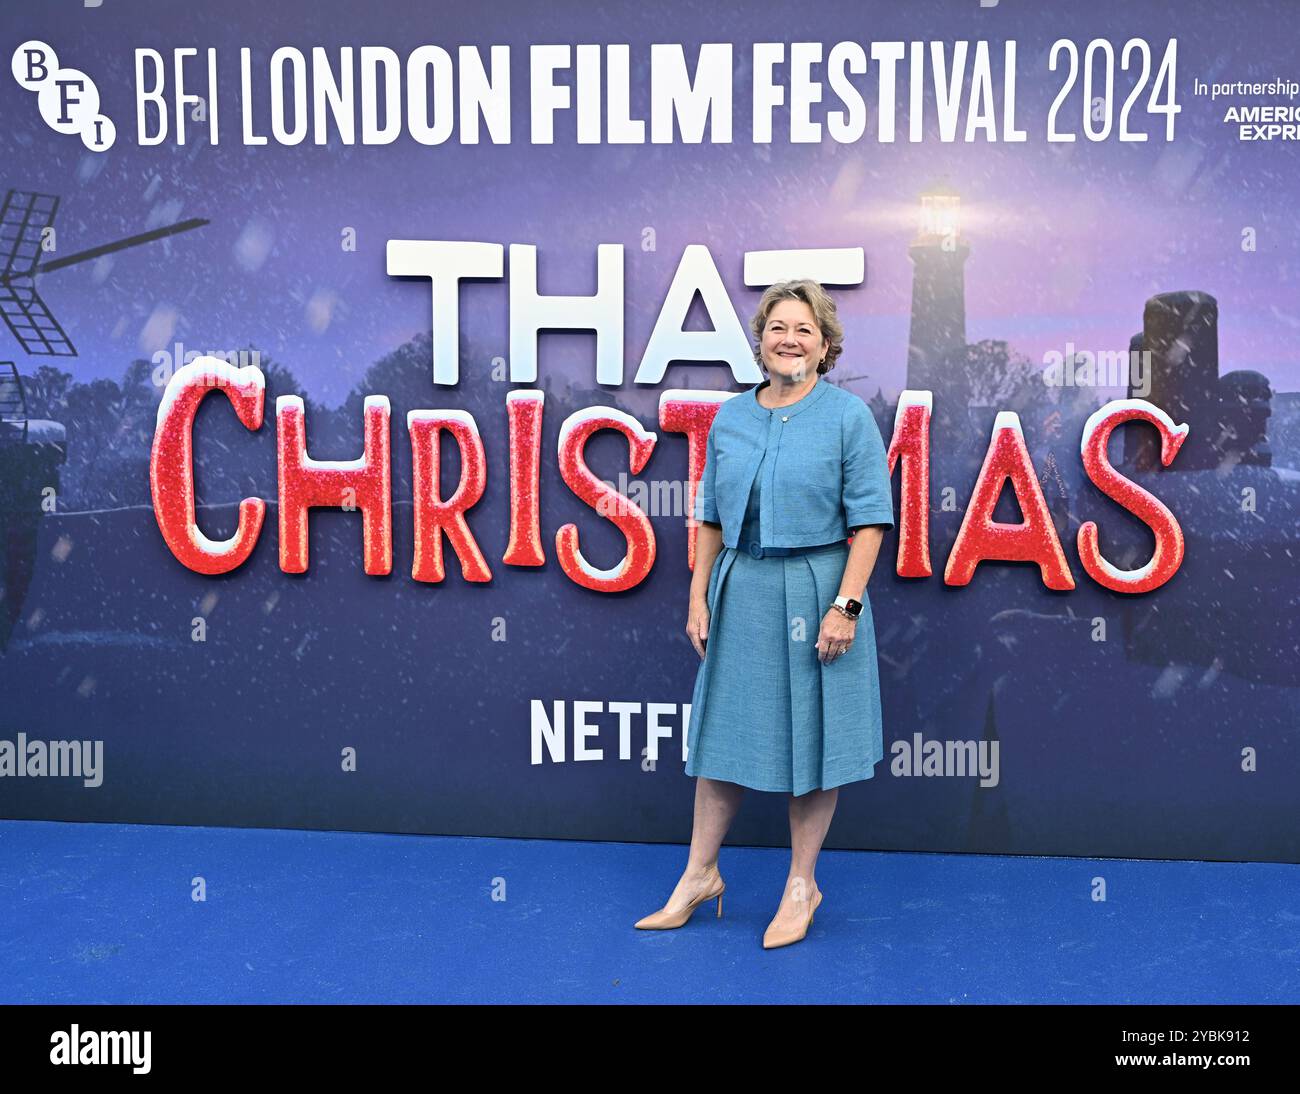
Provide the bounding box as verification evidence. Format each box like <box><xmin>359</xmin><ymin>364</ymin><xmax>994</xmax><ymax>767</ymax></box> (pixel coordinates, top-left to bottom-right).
<box><xmin>684</xmin><ymin>409</ymin><xmax>886</xmax><ymax>795</ymax></box>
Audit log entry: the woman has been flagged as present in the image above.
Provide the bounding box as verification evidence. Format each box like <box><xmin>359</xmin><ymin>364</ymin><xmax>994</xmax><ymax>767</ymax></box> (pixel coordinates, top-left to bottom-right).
<box><xmin>634</xmin><ymin>279</ymin><xmax>895</xmax><ymax>949</ymax></box>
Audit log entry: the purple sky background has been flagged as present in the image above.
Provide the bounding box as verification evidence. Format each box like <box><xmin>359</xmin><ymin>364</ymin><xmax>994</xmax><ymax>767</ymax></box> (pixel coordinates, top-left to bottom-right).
<box><xmin>2</xmin><ymin>0</ymin><xmax>1298</xmax><ymax>409</ymax></box>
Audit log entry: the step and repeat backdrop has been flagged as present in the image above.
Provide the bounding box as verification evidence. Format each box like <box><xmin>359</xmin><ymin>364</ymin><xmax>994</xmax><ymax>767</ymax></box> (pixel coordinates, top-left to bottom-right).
<box><xmin>2</xmin><ymin>0</ymin><xmax>1297</xmax><ymax>861</ymax></box>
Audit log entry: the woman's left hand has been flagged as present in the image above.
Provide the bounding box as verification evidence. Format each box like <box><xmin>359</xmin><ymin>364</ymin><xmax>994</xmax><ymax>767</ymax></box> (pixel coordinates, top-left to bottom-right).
<box><xmin>816</xmin><ymin>608</ymin><xmax>857</xmax><ymax>664</ymax></box>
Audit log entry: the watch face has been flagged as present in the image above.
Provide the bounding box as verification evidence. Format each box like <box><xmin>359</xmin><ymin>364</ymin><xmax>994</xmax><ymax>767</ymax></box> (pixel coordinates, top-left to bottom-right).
<box><xmin>846</xmin><ymin>599</ymin><xmax>863</xmax><ymax>617</ymax></box>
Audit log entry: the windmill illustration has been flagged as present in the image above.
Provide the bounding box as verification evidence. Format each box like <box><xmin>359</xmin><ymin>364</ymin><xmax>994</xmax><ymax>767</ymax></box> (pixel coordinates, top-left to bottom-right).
<box><xmin>0</xmin><ymin>188</ymin><xmax>208</xmax><ymax>358</ymax></box>
<box><xmin>0</xmin><ymin>189</ymin><xmax>207</xmax><ymax>648</ymax></box>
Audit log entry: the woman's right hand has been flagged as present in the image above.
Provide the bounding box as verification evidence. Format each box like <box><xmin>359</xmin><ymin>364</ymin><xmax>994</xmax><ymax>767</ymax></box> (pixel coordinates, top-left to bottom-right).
<box><xmin>686</xmin><ymin>596</ymin><xmax>711</xmax><ymax>660</ymax></box>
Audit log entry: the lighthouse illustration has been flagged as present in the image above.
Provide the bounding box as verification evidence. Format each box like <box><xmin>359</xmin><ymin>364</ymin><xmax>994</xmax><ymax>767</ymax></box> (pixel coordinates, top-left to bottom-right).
<box><xmin>906</xmin><ymin>181</ymin><xmax>970</xmax><ymax>397</ymax></box>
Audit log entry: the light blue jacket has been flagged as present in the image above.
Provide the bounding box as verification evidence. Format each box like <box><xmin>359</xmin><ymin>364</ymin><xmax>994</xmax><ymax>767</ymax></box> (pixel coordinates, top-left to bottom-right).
<box><xmin>693</xmin><ymin>379</ymin><xmax>895</xmax><ymax>548</ymax></box>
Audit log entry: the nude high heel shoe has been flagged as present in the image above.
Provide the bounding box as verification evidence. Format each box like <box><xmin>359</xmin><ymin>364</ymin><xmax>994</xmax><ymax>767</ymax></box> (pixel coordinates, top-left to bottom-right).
<box><xmin>634</xmin><ymin>868</ymin><xmax>726</xmax><ymax>930</ymax></box>
<box><xmin>762</xmin><ymin>885</ymin><xmax>822</xmax><ymax>949</ymax></box>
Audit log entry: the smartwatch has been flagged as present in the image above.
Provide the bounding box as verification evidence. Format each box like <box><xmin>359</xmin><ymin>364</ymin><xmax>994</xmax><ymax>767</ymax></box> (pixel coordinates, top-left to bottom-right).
<box><xmin>833</xmin><ymin>595</ymin><xmax>863</xmax><ymax>620</ymax></box>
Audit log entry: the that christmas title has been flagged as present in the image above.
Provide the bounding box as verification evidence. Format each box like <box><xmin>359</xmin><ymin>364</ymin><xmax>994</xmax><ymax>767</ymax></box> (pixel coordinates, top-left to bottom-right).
<box><xmin>149</xmin><ymin>239</ymin><xmax>1188</xmax><ymax>597</ymax></box>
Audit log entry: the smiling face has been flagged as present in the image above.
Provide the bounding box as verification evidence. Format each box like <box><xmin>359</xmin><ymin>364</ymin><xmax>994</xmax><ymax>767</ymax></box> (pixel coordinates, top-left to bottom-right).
<box><xmin>760</xmin><ymin>299</ymin><xmax>829</xmax><ymax>383</ymax></box>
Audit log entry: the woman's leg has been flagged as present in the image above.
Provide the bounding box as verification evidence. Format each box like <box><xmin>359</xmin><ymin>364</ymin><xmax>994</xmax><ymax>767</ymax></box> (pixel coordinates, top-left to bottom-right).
<box><xmin>658</xmin><ymin>777</ymin><xmax>745</xmax><ymax>911</ymax></box>
<box><xmin>773</xmin><ymin>787</ymin><xmax>839</xmax><ymax>919</ymax></box>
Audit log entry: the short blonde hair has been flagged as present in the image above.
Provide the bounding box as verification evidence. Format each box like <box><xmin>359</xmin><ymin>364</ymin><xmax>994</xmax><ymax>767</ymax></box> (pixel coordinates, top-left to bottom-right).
<box><xmin>750</xmin><ymin>279</ymin><xmax>844</xmax><ymax>375</ymax></box>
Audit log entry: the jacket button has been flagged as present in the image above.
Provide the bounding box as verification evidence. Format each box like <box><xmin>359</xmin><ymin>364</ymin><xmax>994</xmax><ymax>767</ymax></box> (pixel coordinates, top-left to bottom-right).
<box><xmin>781</xmin><ymin>415</ymin><xmax>789</xmax><ymax>422</ymax></box>
<box><xmin>749</xmin><ymin>542</ymin><xmax>762</xmax><ymax>559</ymax></box>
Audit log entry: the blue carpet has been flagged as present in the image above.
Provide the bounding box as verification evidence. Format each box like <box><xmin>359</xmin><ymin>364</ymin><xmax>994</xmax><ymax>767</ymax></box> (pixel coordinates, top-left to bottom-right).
<box><xmin>1</xmin><ymin>819</ymin><xmax>1296</xmax><ymax>1004</ymax></box>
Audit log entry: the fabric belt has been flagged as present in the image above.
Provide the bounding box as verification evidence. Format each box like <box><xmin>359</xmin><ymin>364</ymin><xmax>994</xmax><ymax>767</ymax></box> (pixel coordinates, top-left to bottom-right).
<box><xmin>734</xmin><ymin>539</ymin><xmax>845</xmax><ymax>560</ymax></box>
